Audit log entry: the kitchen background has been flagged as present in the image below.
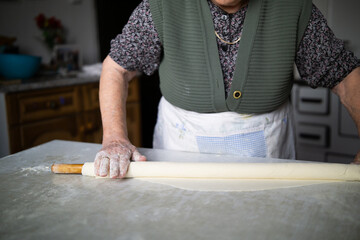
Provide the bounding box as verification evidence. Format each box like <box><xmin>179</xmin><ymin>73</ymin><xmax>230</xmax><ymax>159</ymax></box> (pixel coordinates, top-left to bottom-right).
<box><xmin>0</xmin><ymin>0</ymin><xmax>359</xmax><ymax>161</ymax></box>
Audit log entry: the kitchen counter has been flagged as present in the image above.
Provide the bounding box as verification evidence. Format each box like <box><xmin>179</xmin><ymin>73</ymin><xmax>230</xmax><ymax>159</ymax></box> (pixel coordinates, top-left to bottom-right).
<box><xmin>0</xmin><ymin>140</ymin><xmax>359</xmax><ymax>240</ymax></box>
<box><xmin>0</xmin><ymin>73</ymin><xmax>99</xmax><ymax>93</ymax></box>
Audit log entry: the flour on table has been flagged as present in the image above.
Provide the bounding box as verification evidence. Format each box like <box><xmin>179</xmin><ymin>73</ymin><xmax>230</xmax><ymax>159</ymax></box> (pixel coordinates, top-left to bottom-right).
<box><xmin>20</xmin><ymin>165</ymin><xmax>50</xmax><ymax>176</ymax></box>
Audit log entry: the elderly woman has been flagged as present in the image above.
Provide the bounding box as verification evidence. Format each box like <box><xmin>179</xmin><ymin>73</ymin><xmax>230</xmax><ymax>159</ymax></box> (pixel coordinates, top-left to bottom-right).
<box><xmin>95</xmin><ymin>0</ymin><xmax>360</xmax><ymax>178</ymax></box>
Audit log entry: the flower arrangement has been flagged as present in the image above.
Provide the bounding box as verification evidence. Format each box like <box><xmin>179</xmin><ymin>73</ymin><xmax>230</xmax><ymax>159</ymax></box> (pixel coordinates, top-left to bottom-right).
<box><xmin>35</xmin><ymin>13</ymin><xmax>65</xmax><ymax>50</ymax></box>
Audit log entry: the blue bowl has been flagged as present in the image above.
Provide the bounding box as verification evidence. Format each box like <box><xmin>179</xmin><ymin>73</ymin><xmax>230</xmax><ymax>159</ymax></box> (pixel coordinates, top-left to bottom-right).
<box><xmin>0</xmin><ymin>54</ymin><xmax>41</xmax><ymax>79</ymax></box>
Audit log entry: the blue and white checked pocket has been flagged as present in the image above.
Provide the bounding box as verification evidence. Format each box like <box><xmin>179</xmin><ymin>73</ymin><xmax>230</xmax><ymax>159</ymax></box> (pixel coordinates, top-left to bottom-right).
<box><xmin>196</xmin><ymin>130</ymin><xmax>267</xmax><ymax>157</ymax></box>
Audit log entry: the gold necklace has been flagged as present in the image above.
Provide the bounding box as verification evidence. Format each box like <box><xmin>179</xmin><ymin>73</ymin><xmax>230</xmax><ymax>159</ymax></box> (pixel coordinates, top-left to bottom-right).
<box><xmin>214</xmin><ymin>30</ymin><xmax>241</xmax><ymax>45</ymax></box>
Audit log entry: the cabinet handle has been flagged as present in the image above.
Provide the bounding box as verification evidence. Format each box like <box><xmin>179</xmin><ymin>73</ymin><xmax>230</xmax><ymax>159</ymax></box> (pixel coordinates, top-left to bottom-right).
<box><xmin>79</xmin><ymin>125</ymin><xmax>85</xmax><ymax>133</ymax></box>
<box><xmin>79</xmin><ymin>122</ymin><xmax>96</xmax><ymax>134</ymax></box>
<box><xmin>46</xmin><ymin>101</ymin><xmax>58</xmax><ymax>110</ymax></box>
<box><xmin>300</xmin><ymin>98</ymin><xmax>322</xmax><ymax>104</ymax></box>
<box><xmin>86</xmin><ymin>122</ymin><xmax>94</xmax><ymax>130</ymax></box>
<box><xmin>299</xmin><ymin>133</ymin><xmax>321</xmax><ymax>140</ymax></box>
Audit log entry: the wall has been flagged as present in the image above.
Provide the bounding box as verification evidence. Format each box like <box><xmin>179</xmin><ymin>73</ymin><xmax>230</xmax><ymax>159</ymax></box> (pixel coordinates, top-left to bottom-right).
<box><xmin>0</xmin><ymin>0</ymin><xmax>100</xmax><ymax>64</ymax></box>
<box><xmin>313</xmin><ymin>0</ymin><xmax>329</xmax><ymax>17</ymax></box>
<box><xmin>315</xmin><ymin>0</ymin><xmax>360</xmax><ymax>57</ymax></box>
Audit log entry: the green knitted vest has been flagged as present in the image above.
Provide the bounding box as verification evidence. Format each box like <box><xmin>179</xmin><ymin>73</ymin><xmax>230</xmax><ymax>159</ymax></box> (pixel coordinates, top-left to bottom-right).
<box><xmin>149</xmin><ymin>0</ymin><xmax>312</xmax><ymax>114</ymax></box>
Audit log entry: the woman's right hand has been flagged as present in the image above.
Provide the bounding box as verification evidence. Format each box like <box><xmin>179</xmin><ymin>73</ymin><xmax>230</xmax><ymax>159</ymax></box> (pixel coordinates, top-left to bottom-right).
<box><xmin>94</xmin><ymin>139</ymin><xmax>146</xmax><ymax>178</ymax></box>
<box><xmin>96</xmin><ymin>56</ymin><xmax>145</xmax><ymax>178</ymax></box>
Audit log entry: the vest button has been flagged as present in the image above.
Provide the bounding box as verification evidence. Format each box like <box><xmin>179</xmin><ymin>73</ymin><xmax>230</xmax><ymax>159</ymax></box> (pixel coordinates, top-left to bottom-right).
<box><xmin>233</xmin><ymin>90</ymin><xmax>242</xmax><ymax>99</ymax></box>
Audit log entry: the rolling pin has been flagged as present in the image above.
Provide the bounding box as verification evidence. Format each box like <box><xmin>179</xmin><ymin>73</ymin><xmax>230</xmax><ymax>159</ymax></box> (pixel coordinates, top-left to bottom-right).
<box><xmin>51</xmin><ymin>164</ymin><xmax>84</xmax><ymax>174</ymax></box>
<box><xmin>51</xmin><ymin>162</ymin><xmax>360</xmax><ymax>181</ymax></box>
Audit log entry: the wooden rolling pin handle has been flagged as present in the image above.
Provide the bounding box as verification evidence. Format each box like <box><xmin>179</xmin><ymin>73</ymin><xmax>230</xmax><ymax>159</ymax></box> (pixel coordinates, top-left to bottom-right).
<box><xmin>51</xmin><ymin>164</ymin><xmax>84</xmax><ymax>174</ymax></box>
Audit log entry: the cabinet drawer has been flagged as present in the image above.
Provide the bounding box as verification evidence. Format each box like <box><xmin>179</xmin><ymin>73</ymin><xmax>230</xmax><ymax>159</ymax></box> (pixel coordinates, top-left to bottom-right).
<box><xmin>297</xmin><ymin>124</ymin><xmax>329</xmax><ymax>147</ymax></box>
<box><xmin>126</xmin><ymin>102</ymin><xmax>141</xmax><ymax>147</ymax></box>
<box><xmin>326</xmin><ymin>153</ymin><xmax>354</xmax><ymax>164</ymax></box>
<box><xmin>80</xmin><ymin>110</ymin><xmax>102</xmax><ymax>143</ymax></box>
<box><xmin>83</xmin><ymin>83</ymin><xmax>100</xmax><ymax>111</ymax></box>
<box><xmin>339</xmin><ymin>105</ymin><xmax>358</xmax><ymax>137</ymax></box>
<box><xmin>9</xmin><ymin>87</ymin><xmax>82</xmax><ymax>124</ymax></box>
<box><xmin>15</xmin><ymin>115</ymin><xmax>82</xmax><ymax>150</ymax></box>
<box><xmin>297</xmin><ymin>87</ymin><xmax>329</xmax><ymax>114</ymax></box>
<box><xmin>127</xmin><ymin>77</ymin><xmax>139</xmax><ymax>102</ymax></box>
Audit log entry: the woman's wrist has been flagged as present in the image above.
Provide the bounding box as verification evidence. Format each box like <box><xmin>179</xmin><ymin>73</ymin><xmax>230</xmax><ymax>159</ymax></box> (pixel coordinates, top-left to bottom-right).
<box><xmin>102</xmin><ymin>134</ymin><xmax>130</xmax><ymax>146</ymax></box>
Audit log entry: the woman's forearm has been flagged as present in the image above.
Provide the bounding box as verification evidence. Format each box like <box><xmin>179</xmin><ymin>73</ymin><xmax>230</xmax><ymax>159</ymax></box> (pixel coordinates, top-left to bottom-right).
<box><xmin>332</xmin><ymin>67</ymin><xmax>360</xmax><ymax>136</ymax></box>
<box><xmin>99</xmin><ymin>56</ymin><xmax>137</xmax><ymax>145</ymax></box>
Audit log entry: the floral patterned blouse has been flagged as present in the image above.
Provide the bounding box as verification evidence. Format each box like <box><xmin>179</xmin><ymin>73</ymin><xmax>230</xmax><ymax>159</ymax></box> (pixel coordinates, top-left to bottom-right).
<box><xmin>109</xmin><ymin>0</ymin><xmax>360</xmax><ymax>97</ymax></box>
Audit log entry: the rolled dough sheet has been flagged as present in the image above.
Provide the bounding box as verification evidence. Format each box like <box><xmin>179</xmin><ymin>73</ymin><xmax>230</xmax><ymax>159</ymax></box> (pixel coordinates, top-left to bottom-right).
<box><xmin>137</xmin><ymin>178</ymin><xmax>334</xmax><ymax>192</ymax></box>
<box><xmin>81</xmin><ymin>162</ymin><xmax>360</xmax><ymax>192</ymax></box>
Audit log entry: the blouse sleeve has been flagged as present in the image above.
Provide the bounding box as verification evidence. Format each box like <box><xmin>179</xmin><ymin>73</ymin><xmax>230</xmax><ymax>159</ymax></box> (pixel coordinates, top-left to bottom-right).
<box><xmin>295</xmin><ymin>4</ymin><xmax>360</xmax><ymax>88</ymax></box>
<box><xmin>109</xmin><ymin>0</ymin><xmax>162</xmax><ymax>75</ymax></box>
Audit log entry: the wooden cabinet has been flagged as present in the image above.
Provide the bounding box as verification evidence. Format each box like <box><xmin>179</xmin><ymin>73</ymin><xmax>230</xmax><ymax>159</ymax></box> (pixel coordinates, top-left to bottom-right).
<box><xmin>4</xmin><ymin>78</ymin><xmax>141</xmax><ymax>154</ymax></box>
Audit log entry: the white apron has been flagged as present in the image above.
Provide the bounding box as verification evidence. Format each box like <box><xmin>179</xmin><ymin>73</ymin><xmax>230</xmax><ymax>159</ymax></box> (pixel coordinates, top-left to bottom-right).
<box><xmin>153</xmin><ymin>97</ymin><xmax>296</xmax><ymax>159</ymax></box>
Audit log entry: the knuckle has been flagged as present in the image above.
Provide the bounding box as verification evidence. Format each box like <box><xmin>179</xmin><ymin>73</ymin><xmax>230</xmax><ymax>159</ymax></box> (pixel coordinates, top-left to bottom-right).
<box><xmin>95</xmin><ymin>150</ymin><xmax>108</xmax><ymax>159</ymax></box>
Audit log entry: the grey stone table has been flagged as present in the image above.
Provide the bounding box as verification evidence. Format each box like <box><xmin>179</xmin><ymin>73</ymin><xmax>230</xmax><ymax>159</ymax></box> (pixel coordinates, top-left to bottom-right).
<box><xmin>1</xmin><ymin>140</ymin><xmax>359</xmax><ymax>240</ymax></box>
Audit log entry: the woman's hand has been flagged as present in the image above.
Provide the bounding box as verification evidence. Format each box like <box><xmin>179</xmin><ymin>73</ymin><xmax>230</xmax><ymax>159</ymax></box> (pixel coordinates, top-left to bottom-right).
<box><xmin>94</xmin><ymin>139</ymin><xmax>146</xmax><ymax>178</ymax></box>
<box><xmin>96</xmin><ymin>56</ymin><xmax>145</xmax><ymax>178</ymax></box>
